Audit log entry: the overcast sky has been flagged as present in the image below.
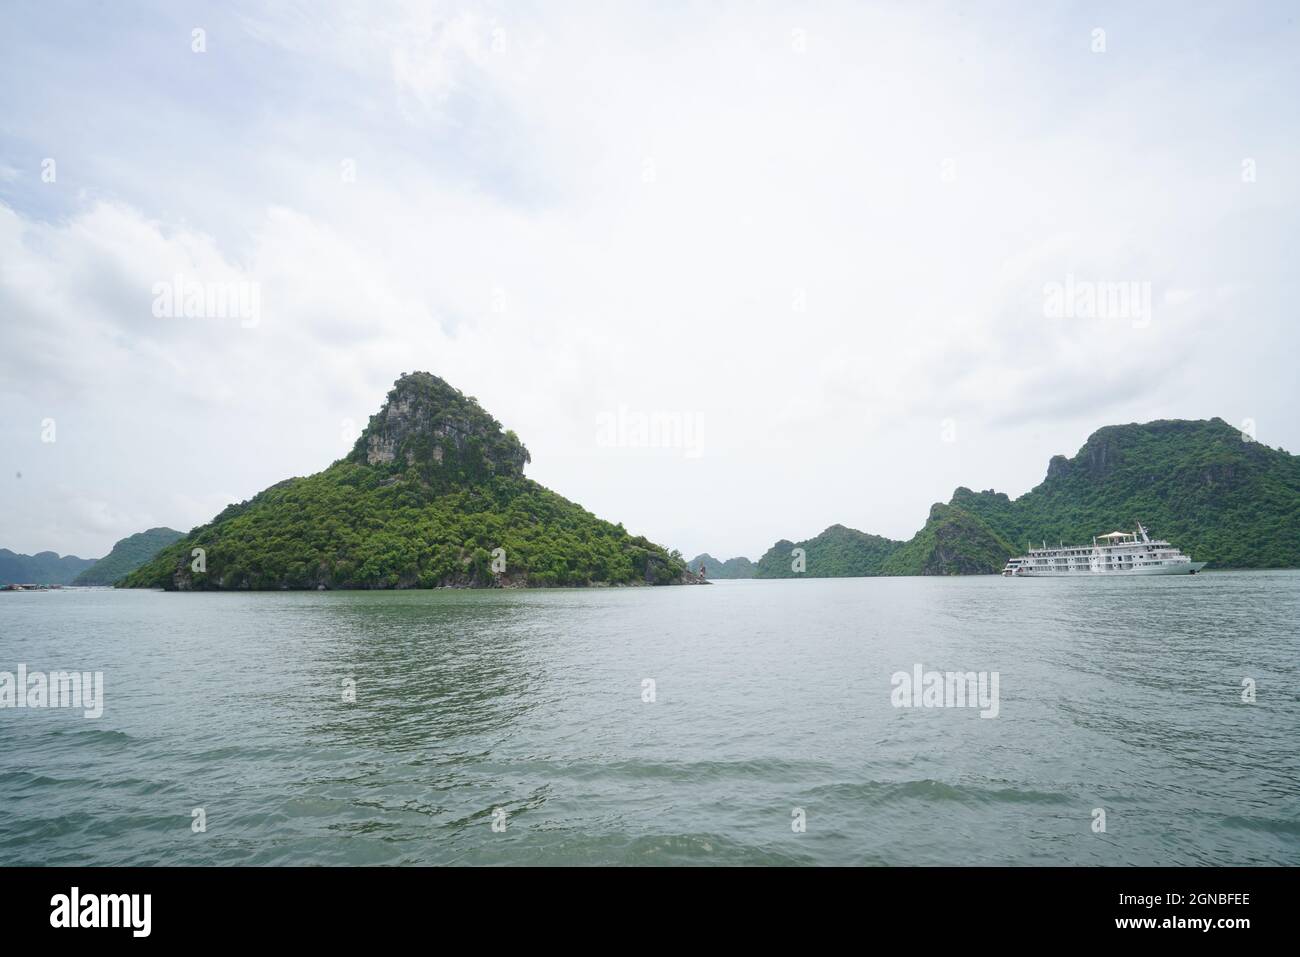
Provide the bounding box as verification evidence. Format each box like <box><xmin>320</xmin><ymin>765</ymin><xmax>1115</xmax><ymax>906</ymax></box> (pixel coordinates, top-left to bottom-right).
<box><xmin>1</xmin><ymin>1</ymin><xmax>1297</xmax><ymax>561</ymax></box>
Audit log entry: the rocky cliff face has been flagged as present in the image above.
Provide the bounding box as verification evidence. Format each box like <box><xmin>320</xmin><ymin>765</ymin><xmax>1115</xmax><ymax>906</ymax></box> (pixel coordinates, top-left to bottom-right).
<box><xmin>348</xmin><ymin>372</ymin><xmax>529</xmax><ymax>481</ymax></box>
<box><xmin>1045</xmin><ymin>455</ymin><xmax>1071</xmax><ymax>481</ymax></box>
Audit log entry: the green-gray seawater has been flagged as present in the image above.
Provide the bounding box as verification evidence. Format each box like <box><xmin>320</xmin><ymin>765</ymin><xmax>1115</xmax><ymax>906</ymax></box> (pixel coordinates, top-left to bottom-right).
<box><xmin>2</xmin><ymin>572</ymin><xmax>1297</xmax><ymax>865</ymax></box>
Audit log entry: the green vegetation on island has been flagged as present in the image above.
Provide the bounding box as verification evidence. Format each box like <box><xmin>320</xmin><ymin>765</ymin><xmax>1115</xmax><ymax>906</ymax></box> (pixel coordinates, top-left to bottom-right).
<box><xmin>741</xmin><ymin>514</ymin><xmax>1009</xmax><ymax>578</ymax></box>
<box><xmin>73</xmin><ymin>527</ymin><xmax>184</xmax><ymax>585</ymax></box>
<box><xmin>753</xmin><ymin>524</ymin><xmax>902</xmax><ymax>578</ymax></box>
<box><xmin>880</xmin><ymin>504</ymin><xmax>1015</xmax><ymax>576</ymax></box>
<box><xmin>122</xmin><ymin>373</ymin><xmax>693</xmax><ymax>590</ymax></box>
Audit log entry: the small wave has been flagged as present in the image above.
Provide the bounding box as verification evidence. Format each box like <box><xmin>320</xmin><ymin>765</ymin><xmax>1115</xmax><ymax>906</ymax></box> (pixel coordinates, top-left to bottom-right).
<box><xmin>48</xmin><ymin>727</ymin><xmax>133</xmax><ymax>745</ymax></box>
<box><xmin>1218</xmin><ymin>814</ymin><xmax>1300</xmax><ymax>836</ymax></box>
<box><xmin>811</xmin><ymin>778</ymin><xmax>1073</xmax><ymax>807</ymax></box>
<box><xmin>577</xmin><ymin>757</ymin><xmax>836</xmax><ymax>781</ymax></box>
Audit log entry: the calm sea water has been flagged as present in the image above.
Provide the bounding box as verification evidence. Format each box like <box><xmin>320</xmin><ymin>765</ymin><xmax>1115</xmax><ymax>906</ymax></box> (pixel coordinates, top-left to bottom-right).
<box><xmin>1</xmin><ymin>573</ymin><xmax>1297</xmax><ymax>866</ymax></box>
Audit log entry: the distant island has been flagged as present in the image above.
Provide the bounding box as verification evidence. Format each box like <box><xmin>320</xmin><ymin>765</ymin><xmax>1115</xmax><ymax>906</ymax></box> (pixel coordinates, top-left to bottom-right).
<box><xmin>692</xmin><ymin>418</ymin><xmax>1300</xmax><ymax>577</ymax></box>
<box><xmin>686</xmin><ymin>554</ymin><xmax>757</xmax><ymax>579</ymax></box>
<box><xmin>1</xmin><ymin>528</ymin><xmax>185</xmax><ymax>588</ymax></box>
<box><xmin>74</xmin><ymin>528</ymin><xmax>184</xmax><ymax>585</ymax></box>
<box><xmin>0</xmin><ymin>549</ymin><xmax>97</xmax><ymax>586</ymax></box>
<box><xmin>123</xmin><ymin>373</ymin><xmax>700</xmax><ymax>590</ymax></box>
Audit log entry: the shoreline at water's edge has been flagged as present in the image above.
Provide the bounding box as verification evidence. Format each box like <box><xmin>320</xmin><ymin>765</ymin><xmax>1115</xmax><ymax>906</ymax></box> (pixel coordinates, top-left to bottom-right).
<box><xmin>113</xmin><ymin>574</ymin><xmax>711</xmax><ymax>592</ymax></box>
<box><xmin>19</xmin><ymin>567</ymin><xmax>1298</xmax><ymax>591</ymax></box>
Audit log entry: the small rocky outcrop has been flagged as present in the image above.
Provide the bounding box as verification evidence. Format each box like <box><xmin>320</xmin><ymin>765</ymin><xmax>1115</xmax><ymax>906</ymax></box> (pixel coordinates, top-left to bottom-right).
<box><xmin>348</xmin><ymin>372</ymin><xmax>530</xmax><ymax>481</ymax></box>
<box><xmin>1045</xmin><ymin>455</ymin><xmax>1071</xmax><ymax>481</ymax></box>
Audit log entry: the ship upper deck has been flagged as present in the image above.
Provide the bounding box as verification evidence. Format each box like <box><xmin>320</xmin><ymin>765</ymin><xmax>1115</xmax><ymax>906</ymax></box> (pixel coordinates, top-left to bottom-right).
<box><xmin>1023</xmin><ymin>540</ymin><xmax>1175</xmax><ymax>557</ymax></box>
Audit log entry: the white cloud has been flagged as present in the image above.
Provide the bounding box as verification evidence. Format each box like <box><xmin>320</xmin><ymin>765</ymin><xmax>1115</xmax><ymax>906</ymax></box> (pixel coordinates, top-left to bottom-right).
<box><xmin>0</xmin><ymin>1</ymin><xmax>1296</xmax><ymax>558</ymax></box>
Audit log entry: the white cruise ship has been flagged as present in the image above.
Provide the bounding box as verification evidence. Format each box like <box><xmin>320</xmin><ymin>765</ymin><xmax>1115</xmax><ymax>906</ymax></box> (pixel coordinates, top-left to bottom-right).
<box><xmin>1001</xmin><ymin>523</ymin><xmax>1206</xmax><ymax>577</ymax></box>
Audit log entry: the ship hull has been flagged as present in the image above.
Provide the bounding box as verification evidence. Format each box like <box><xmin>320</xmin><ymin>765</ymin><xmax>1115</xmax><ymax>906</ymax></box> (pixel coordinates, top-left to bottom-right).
<box><xmin>1009</xmin><ymin>561</ymin><xmax>1206</xmax><ymax>578</ymax></box>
